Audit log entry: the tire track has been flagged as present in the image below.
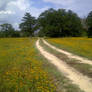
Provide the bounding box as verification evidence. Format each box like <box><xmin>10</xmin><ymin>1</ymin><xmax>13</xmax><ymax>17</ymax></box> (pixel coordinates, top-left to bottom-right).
<box><xmin>42</xmin><ymin>39</ymin><xmax>92</xmax><ymax>65</ymax></box>
<box><xmin>36</xmin><ymin>39</ymin><xmax>92</xmax><ymax>92</ymax></box>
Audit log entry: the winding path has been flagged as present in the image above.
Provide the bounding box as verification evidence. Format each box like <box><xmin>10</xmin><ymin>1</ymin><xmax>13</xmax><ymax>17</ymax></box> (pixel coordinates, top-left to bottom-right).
<box><xmin>42</xmin><ymin>39</ymin><xmax>92</xmax><ymax>65</ymax></box>
<box><xmin>36</xmin><ymin>39</ymin><xmax>92</xmax><ymax>92</ymax></box>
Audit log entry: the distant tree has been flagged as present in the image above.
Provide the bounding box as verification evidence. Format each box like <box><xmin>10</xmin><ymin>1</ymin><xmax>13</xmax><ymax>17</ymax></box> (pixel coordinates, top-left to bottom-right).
<box><xmin>38</xmin><ymin>8</ymin><xmax>83</xmax><ymax>37</ymax></box>
<box><xmin>0</xmin><ymin>23</ymin><xmax>15</xmax><ymax>37</ymax></box>
<box><xmin>81</xmin><ymin>17</ymin><xmax>88</xmax><ymax>36</ymax></box>
<box><xmin>86</xmin><ymin>11</ymin><xmax>92</xmax><ymax>37</ymax></box>
<box><xmin>0</xmin><ymin>23</ymin><xmax>14</xmax><ymax>31</ymax></box>
<box><xmin>12</xmin><ymin>31</ymin><xmax>21</xmax><ymax>37</ymax></box>
<box><xmin>81</xmin><ymin>17</ymin><xmax>88</xmax><ymax>30</ymax></box>
<box><xmin>19</xmin><ymin>12</ymin><xmax>36</xmax><ymax>37</ymax></box>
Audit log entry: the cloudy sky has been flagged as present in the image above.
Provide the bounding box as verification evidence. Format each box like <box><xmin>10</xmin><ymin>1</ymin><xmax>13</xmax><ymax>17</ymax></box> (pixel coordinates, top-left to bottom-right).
<box><xmin>0</xmin><ymin>0</ymin><xmax>92</xmax><ymax>29</ymax></box>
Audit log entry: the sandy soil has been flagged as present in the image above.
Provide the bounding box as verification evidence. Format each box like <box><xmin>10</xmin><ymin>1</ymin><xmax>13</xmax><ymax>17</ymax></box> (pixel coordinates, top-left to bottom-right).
<box><xmin>36</xmin><ymin>39</ymin><xmax>92</xmax><ymax>92</ymax></box>
<box><xmin>42</xmin><ymin>39</ymin><xmax>92</xmax><ymax>65</ymax></box>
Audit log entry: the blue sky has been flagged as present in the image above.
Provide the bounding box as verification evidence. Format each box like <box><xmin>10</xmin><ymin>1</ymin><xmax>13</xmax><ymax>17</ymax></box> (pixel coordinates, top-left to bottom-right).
<box><xmin>31</xmin><ymin>0</ymin><xmax>55</xmax><ymax>9</ymax></box>
<box><xmin>0</xmin><ymin>0</ymin><xmax>92</xmax><ymax>29</ymax></box>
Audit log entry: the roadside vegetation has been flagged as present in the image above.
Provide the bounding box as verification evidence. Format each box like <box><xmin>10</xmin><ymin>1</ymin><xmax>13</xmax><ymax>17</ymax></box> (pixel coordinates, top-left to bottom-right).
<box><xmin>39</xmin><ymin>39</ymin><xmax>92</xmax><ymax>78</ymax></box>
<box><xmin>0</xmin><ymin>38</ymin><xmax>85</xmax><ymax>92</ymax></box>
<box><xmin>35</xmin><ymin>40</ymin><xmax>84</xmax><ymax>92</ymax></box>
<box><xmin>0</xmin><ymin>38</ymin><xmax>56</xmax><ymax>92</ymax></box>
<box><xmin>46</xmin><ymin>37</ymin><xmax>92</xmax><ymax>60</ymax></box>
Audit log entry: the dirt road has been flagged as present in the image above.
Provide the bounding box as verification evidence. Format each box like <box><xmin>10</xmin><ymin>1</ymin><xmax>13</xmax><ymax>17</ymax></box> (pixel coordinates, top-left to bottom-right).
<box><xmin>36</xmin><ymin>39</ymin><xmax>92</xmax><ymax>92</ymax></box>
<box><xmin>42</xmin><ymin>39</ymin><xmax>92</xmax><ymax>65</ymax></box>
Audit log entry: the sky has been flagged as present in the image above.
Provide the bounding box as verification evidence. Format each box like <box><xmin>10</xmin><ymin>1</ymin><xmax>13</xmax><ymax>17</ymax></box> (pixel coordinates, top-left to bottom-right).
<box><xmin>0</xmin><ymin>0</ymin><xmax>92</xmax><ymax>29</ymax></box>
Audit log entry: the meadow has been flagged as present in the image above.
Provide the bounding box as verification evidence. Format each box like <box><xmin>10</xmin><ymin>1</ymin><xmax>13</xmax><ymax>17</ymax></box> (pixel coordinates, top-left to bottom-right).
<box><xmin>0</xmin><ymin>37</ymin><xmax>91</xmax><ymax>92</ymax></box>
<box><xmin>46</xmin><ymin>37</ymin><xmax>92</xmax><ymax>60</ymax></box>
<box><xmin>0</xmin><ymin>38</ymin><xmax>56</xmax><ymax>92</ymax></box>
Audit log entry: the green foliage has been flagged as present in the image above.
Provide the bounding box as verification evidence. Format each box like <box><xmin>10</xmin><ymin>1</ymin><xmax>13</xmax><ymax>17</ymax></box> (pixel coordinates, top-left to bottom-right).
<box><xmin>0</xmin><ymin>23</ymin><xmax>20</xmax><ymax>38</ymax></box>
<box><xmin>19</xmin><ymin>12</ymin><xmax>36</xmax><ymax>37</ymax></box>
<box><xmin>0</xmin><ymin>38</ymin><xmax>56</xmax><ymax>92</ymax></box>
<box><xmin>38</xmin><ymin>8</ymin><xmax>83</xmax><ymax>37</ymax></box>
<box><xmin>86</xmin><ymin>11</ymin><xmax>92</xmax><ymax>37</ymax></box>
<box><xmin>1</xmin><ymin>9</ymin><xmax>92</xmax><ymax>38</ymax></box>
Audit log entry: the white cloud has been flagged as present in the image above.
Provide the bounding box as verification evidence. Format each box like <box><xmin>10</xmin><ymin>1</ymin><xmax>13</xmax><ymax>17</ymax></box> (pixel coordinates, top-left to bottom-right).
<box><xmin>43</xmin><ymin>0</ymin><xmax>92</xmax><ymax>17</ymax></box>
<box><xmin>7</xmin><ymin>0</ymin><xmax>30</xmax><ymax>11</ymax></box>
<box><xmin>0</xmin><ymin>0</ymin><xmax>26</xmax><ymax>29</ymax></box>
<box><xmin>0</xmin><ymin>10</ymin><xmax>15</xmax><ymax>14</ymax></box>
<box><xmin>1</xmin><ymin>0</ymin><xmax>91</xmax><ymax>29</ymax></box>
<box><xmin>29</xmin><ymin>0</ymin><xmax>49</xmax><ymax>17</ymax></box>
<box><xmin>30</xmin><ymin>7</ymin><xmax>49</xmax><ymax>17</ymax></box>
<box><xmin>0</xmin><ymin>0</ymin><xmax>49</xmax><ymax>29</ymax></box>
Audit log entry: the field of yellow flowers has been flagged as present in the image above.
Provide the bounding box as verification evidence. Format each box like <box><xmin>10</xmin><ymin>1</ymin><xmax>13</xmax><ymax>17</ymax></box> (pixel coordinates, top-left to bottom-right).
<box><xmin>0</xmin><ymin>38</ymin><xmax>56</xmax><ymax>92</ymax></box>
<box><xmin>47</xmin><ymin>37</ymin><xmax>92</xmax><ymax>60</ymax></box>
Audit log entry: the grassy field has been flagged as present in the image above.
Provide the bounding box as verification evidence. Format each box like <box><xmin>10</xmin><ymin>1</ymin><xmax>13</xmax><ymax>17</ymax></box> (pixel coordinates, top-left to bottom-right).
<box><xmin>46</xmin><ymin>37</ymin><xmax>92</xmax><ymax>60</ymax></box>
<box><xmin>0</xmin><ymin>38</ymin><xmax>56</xmax><ymax>92</ymax></box>
<box><xmin>0</xmin><ymin>38</ymin><xmax>89</xmax><ymax>92</ymax></box>
<box><xmin>40</xmin><ymin>39</ymin><xmax>92</xmax><ymax>78</ymax></box>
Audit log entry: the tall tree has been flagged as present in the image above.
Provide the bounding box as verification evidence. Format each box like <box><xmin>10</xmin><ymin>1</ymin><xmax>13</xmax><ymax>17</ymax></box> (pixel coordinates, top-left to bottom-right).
<box><xmin>86</xmin><ymin>11</ymin><xmax>92</xmax><ymax>37</ymax></box>
<box><xmin>19</xmin><ymin>12</ymin><xmax>36</xmax><ymax>37</ymax></box>
<box><xmin>65</xmin><ymin>10</ymin><xmax>83</xmax><ymax>37</ymax></box>
<box><xmin>38</xmin><ymin>8</ymin><xmax>83</xmax><ymax>37</ymax></box>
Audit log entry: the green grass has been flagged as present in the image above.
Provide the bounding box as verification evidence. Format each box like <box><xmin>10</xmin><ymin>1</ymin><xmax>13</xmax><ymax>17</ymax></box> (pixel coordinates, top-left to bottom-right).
<box><xmin>38</xmin><ymin>39</ymin><xmax>84</xmax><ymax>92</ymax></box>
<box><xmin>0</xmin><ymin>38</ymin><xmax>56</xmax><ymax>92</ymax></box>
<box><xmin>0</xmin><ymin>38</ymin><xmax>89</xmax><ymax>92</ymax></box>
<box><xmin>46</xmin><ymin>37</ymin><xmax>92</xmax><ymax>60</ymax></box>
<box><xmin>40</xmin><ymin>39</ymin><xmax>92</xmax><ymax>78</ymax></box>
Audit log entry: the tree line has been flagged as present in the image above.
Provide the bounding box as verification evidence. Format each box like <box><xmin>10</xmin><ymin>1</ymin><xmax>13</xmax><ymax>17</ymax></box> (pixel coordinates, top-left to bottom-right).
<box><xmin>0</xmin><ymin>8</ymin><xmax>92</xmax><ymax>38</ymax></box>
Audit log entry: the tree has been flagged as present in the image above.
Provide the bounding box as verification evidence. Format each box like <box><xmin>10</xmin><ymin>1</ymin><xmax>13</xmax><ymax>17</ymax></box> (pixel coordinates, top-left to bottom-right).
<box><xmin>86</xmin><ymin>11</ymin><xmax>92</xmax><ymax>37</ymax></box>
<box><xmin>38</xmin><ymin>8</ymin><xmax>62</xmax><ymax>37</ymax></box>
<box><xmin>38</xmin><ymin>8</ymin><xmax>83</xmax><ymax>37</ymax></box>
<box><xmin>65</xmin><ymin>10</ymin><xmax>83</xmax><ymax>37</ymax></box>
<box><xmin>81</xmin><ymin>17</ymin><xmax>88</xmax><ymax>37</ymax></box>
<box><xmin>0</xmin><ymin>23</ymin><xmax>15</xmax><ymax>37</ymax></box>
<box><xmin>0</xmin><ymin>23</ymin><xmax>14</xmax><ymax>32</ymax></box>
<box><xmin>19</xmin><ymin>12</ymin><xmax>36</xmax><ymax>37</ymax></box>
